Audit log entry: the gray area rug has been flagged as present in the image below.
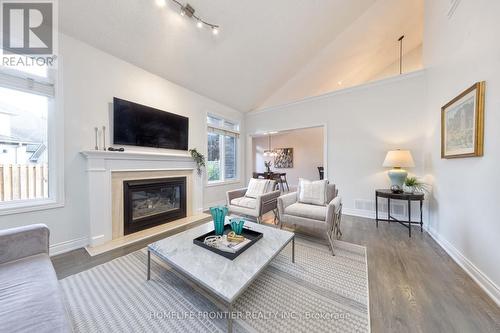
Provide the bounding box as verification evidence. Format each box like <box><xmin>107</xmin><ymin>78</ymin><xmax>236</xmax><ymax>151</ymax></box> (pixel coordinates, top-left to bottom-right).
<box><xmin>60</xmin><ymin>238</ymin><xmax>370</xmax><ymax>332</ymax></box>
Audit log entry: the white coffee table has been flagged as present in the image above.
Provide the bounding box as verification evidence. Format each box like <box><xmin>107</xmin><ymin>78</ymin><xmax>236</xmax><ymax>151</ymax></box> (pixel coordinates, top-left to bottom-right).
<box><xmin>147</xmin><ymin>221</ymin><xmax>295</xmax><ymax>332</ymax></box>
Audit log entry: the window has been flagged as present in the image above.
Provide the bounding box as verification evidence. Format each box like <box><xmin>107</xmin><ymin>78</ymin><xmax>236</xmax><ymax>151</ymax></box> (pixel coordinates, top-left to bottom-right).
<box><xmin>207</xmin><ymin>115</ymin><xmax>239</xmax><ymax>183</ymax></box>
<box><xmin>0</xmin><ymin>64</ymin><xmax>56</xmax><ymax>209</ymax></box>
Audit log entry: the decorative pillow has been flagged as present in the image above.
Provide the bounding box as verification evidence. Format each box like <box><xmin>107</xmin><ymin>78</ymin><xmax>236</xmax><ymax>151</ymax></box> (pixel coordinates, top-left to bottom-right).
<box><xmin>298</xmin><ymin>178</ymin><xmax>328</xmax><ymax>206</ymax></box>
<box><xmin>245</xmin><ymin>179</ymin><xmax>271</xmax><ymax>198</ymax></box>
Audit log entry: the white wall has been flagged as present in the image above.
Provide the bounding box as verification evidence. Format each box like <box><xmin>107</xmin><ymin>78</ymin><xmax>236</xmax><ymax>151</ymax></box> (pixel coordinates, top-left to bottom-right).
<box><xmin>246</xmin><ymin>71</ymin><xmax>427</xmax><ymax>216</ymax></box>
<box><xmin>252</xmin><ymin>127</ymin><xmax>324</xmax><ymax>187</ymax></box>
<box><xmin>424</xmin><ymin>0</ymin><xmax>500</xmax><ymax>303</ymax></box>
<box><xmin>0</xmin><ymin>34</ymin><xmax>244</xmax><ymax>254</ymax></box>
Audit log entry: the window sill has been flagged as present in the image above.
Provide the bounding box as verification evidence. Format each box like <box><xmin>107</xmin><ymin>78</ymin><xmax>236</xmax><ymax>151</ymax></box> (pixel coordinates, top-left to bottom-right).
<box><xmin>206</xmin><ymin>180</ymin><xmax>241</xmax><ymax>188</ymax></box>
<box><xmin>0</xmin><ymin>199</ymin><xmax>64</xmax><ymax>216</ymax></box>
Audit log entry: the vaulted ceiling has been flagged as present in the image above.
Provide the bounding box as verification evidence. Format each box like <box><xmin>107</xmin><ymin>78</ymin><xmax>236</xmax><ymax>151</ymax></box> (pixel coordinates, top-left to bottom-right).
<box><xmin>59</xmin><ymin>0</ymin><xmax>423</xmax><ymax>112</ymax></box>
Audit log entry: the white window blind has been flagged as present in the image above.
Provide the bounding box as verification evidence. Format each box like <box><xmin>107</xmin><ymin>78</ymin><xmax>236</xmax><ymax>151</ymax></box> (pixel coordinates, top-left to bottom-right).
<box><xmin>0</xmin><ymin>69</ymin><xmax>54</xmax><ymax>97</ymax></box>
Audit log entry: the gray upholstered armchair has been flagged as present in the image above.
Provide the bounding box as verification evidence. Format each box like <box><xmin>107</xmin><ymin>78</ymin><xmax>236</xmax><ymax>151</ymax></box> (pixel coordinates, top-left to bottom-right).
<box><xmin>278</xmin><ymin>183</ymin><xmax>342</xmax><ymax>255</ymax></box>
<box><xmin>226</xmin><ymin>179</ymin><xmax>281</xmax><ymax>223</ymax></box>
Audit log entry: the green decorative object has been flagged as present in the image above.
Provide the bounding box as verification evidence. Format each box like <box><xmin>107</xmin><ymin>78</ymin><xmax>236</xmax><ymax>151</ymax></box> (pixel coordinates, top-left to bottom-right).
<box><xmin>230</xmin><ymin>218</ymin><xmax>245</xmax><ymax>235</ymax></box>
<box><xmin>403</xmin><ymin>177</ymin><xmax>429</xmax><ymax>194</ymax></box>
<box><xmin>210</xmin><ymin>206</ymin><xmax>228</xmax><ymax>236</ymax></box>
<box><xmin>189</xmin><ymin>148</ymin><xmax>206</xmax><ymax>176</ymax></box>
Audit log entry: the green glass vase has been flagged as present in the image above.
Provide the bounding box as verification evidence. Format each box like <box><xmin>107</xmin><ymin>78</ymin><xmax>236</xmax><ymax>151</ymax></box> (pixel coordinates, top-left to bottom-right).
<box><xmin>210</xmin><ymin>206</ymin><xmax>228</xmax><ymax>236</ymax></box>
<box><xmin>230</xmin><ymin>218</ymin><xmax>245</xmax><ymax>235</ymax></box>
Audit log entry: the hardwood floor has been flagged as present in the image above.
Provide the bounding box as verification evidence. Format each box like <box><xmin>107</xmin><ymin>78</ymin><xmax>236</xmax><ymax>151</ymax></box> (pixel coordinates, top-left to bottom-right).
<box><xmin>51</xmin><ymin>215</ymin><xmax>500</xmax><ymax>332</ymax></box>
<box><xmin>339</xmin><ymin>216</ymin><xmax>500</xmax><ymax>333</ymax></box>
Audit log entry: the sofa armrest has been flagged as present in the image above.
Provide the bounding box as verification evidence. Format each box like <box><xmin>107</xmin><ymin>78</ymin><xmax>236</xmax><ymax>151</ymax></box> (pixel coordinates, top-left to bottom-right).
<box><xmin>258</xmin><ymin>190</ymin><xmax>281</xmax><ymax>215</ymax></box>
<box><xmin>0</xmin><ymin>224</ymin><xmax>50</xmax><ymax>265</ymax></box>
<box><xmin>278</xmin><ymin>192</ymin><xmax>298</xmax><ymax>216</ymax></box>
<box><xmin>226</xmin><ymin>188</ymin><xmax>247</xmax><ymax>205</ymax></box>
<box><xmin>326</xmin><ymin>197</ymin><xmax>342</xmax><ymax>229</ymax></box>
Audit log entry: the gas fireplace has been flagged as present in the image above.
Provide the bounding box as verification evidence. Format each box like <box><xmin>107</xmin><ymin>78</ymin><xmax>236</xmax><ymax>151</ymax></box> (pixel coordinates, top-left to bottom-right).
<box><xmin>123</xmin><ymin>177</ymin><xmax>187</xmax><ymax>235</ymax></box>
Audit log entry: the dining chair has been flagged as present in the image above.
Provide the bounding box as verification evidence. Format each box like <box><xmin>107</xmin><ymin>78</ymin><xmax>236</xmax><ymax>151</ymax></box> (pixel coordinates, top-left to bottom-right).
<box><xmin>279</xmin><ymin>173</ymin><xmax>290</xmax><ymax>192</ymax></box>
<box><xmin>318</xmin><ymin>167</ymin><xmax>324</xmax><ymax>180</ymax></box>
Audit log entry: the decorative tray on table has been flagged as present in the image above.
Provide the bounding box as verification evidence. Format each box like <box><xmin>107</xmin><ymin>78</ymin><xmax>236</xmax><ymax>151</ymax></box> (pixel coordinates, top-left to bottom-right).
<box><xmin>193</xmin><ymin>224</ymin><xmax>263</xmax><ymax>260</ymax></box>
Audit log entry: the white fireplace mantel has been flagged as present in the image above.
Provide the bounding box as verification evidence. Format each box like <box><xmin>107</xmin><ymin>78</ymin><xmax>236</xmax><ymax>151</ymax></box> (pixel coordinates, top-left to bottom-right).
<box><xmin>81</xmin><ymin>150</ymin><xmax>204</xmax><ymax>246</ymax></box>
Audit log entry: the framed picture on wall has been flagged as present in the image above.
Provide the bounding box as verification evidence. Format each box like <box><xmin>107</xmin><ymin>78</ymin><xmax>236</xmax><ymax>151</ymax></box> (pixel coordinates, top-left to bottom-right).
<box><xmin>441</xmin><ymin>81</ymin><xmax>485</xmax><ymax>159</ymax></box>
<box><xmin>274</xmin><ymin>148</ymin><xmax>293</xmax><ymax>168</ymax></box>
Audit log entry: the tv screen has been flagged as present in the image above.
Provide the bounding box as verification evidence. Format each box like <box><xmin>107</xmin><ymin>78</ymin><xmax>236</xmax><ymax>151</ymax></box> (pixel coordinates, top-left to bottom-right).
<box><xmin>113</xmin><ymin>98</ymin><xmax>189</xmax><ymax>150</ymax></box>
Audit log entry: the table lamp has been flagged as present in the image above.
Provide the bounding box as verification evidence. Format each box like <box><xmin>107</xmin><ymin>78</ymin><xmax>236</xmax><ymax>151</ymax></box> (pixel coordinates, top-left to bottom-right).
<box><xmin>383</xmin><ymin>150</ymin><xmax>415</xmax><ymax>188</ymax></box>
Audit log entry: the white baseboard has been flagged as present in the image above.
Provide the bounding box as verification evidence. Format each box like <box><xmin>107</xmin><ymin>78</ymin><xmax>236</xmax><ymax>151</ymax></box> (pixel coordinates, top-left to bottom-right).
<box><xmin>425</xmin><ymin>226</ymin><xmax>500</xmax><ymax>307</ymax></box>
<box><xmin>343</xmin><ymin>208</ymin><xmax>375</xmax><ymax>219</ymax></box>
<box><xmin>50</xmin><ymin>236</ymin><xmax>89</xmax><ymax>256</ymax></box>
<box><xmin>344</xmin><ymin>207</ymin><xmax>500</xmax><ymax>307</ymax></box>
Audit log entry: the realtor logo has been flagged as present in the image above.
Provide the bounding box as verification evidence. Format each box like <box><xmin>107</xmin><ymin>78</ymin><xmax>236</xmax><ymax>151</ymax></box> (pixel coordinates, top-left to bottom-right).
<box><xmin>2</xmin><ymin>1</ymin><xmax>53</xmax><ymax>54</ymax></box>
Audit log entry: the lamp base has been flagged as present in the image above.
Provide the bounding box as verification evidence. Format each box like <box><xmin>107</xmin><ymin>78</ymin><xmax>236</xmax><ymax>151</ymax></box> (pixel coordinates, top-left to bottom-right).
<box><xmin>388</xmin><ymin>169</ymin><xmax>408</xmax><ymax>188</ymax></box>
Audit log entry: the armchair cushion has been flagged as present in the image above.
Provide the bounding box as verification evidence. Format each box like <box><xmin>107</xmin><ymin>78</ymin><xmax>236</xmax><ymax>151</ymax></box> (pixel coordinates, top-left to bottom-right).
<box><xmin>298</xmin><ymin>178</ymin><xmax>328</xmax><ymax>206</ymax></box>
<box><xmin>230</xmin><ymin>197</ymin><xmax>257</xmax><ymax>209</ymax></box>
<box><xmin>284</xmin><ymin>202</ymin><xmax>327</xmax><ymax>221</ymax></box>
<box><xmin>245</xmin><ymin>179</ymin><xmax>272</xmax><ymax>198</ymax></box>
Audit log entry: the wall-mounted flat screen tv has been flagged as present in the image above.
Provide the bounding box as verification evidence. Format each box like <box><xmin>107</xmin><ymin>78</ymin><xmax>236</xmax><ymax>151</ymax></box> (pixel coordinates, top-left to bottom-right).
<box><xmin>113</xmin><ymin>97</ymin><xmax>189</xmax><ymax>150</ymax></box>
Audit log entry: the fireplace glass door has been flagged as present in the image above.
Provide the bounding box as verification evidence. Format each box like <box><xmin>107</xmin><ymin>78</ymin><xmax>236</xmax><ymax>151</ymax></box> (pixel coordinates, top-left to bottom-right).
<box><xmin>123</xmin><ymin>177</ymin><xmax>186</xmax><ymax>235</ymax></box>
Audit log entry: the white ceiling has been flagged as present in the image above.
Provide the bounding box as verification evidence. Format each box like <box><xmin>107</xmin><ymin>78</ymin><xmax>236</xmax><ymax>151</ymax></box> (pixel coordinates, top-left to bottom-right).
<box><xmin>59</xmin><ymin>0</ymin><xmax>377</xmax><ymax>111</ymax></box>
<box><xmin>259</xmin><ymin>0</ymin><xmax>424</xmax><ymax>109</ymax></box>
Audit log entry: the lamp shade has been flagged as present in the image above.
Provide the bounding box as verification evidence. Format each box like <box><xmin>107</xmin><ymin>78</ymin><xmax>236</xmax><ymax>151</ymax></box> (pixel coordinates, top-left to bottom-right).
<box><xmin>383</xmin><ymin>150</ymin><xmax>415</xmax><ymax>168</ymax></box>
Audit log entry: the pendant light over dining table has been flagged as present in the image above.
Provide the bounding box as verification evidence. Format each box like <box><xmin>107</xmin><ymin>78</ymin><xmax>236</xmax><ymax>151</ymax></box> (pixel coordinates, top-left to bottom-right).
<box><xmin>263</xmin><ymin>133</ymin><xmax>277</xmax><ymax>157</ymax></box>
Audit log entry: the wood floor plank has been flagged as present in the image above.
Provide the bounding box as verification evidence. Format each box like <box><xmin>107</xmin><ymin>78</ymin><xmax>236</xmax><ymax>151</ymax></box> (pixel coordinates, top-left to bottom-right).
<box><xmin>51</xmin><ymin>215</ymin><xmax>500</xmax><ymax>332</ymax></box>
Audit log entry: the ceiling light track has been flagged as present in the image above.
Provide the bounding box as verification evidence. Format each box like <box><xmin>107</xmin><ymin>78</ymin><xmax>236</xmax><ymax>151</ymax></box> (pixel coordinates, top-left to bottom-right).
<box><xmin>161</xmin><ymin>0</ymin><xmax>220</xmax><ymax>34</ymax></box>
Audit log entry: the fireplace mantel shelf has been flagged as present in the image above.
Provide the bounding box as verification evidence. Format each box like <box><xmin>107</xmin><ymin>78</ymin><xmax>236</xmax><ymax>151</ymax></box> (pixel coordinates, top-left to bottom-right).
<box><xmin>81</xmin><ymin>150</ymin><xmax>194</xmax><ymax>162</ymax></box>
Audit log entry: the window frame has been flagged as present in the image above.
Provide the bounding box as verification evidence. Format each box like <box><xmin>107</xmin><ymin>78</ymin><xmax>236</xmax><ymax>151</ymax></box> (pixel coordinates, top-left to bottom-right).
<box><xmin>206</xmin><ymin>113</ymin><xmax>240</xmax><ymax>187</ymax></box>
<box><xmin>0</xmin><ymin>65</ymin><xmax>64</xmax><ymax>215</ymax></box>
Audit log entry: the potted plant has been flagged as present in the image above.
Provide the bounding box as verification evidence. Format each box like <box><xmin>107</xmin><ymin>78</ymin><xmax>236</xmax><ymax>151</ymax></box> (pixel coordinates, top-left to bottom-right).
<box><xmin>189</xmin><ymin>148</ymin><xmax>206</xmax><ymax>176</ymax></box>
<box><xmin>403</xmin><ymin>177</ymin><xmax>428</xmax><ymax>194</ymax></box>
<box><xmin>264</xmin><ymin>161</ymin><xmax>272</xmax><ymax>173</ymax></box>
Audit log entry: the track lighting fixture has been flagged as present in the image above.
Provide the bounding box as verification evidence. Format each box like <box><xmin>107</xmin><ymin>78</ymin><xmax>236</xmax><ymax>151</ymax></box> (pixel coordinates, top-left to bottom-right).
<box><xmin>159</xmin><ymin>0</ymin><xmax>220</xmax><ymax>34</ymax></box>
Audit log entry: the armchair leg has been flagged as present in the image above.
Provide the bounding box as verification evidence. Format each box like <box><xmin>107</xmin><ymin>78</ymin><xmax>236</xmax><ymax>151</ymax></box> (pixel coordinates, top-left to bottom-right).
<box><xmin>257</xmin><ymin>216</ymin><xmax>262</xmax><ymax>224</ymax></box>
<box><xmin>273</xmin><ymin>208</ymin><xmax>280</xmax><ymax>225</ymax></box>
<box><xmin>327</xmin><ymin>231</ymin><xmax>336</xmax><ymax>256</ymax></box>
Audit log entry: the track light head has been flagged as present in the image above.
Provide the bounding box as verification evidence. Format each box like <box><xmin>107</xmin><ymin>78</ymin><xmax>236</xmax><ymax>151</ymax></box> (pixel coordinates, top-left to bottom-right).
<box><xmin>181</xmin><ymin>4</ymin><xmax>195</xmax><ymax>17</ymax></box>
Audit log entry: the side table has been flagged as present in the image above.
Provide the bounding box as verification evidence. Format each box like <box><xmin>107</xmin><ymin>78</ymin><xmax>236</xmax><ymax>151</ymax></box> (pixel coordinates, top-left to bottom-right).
<box><xmin>375</xmin><ymin>189</ymin><xmax>424</xmax><ymax>237</ymax></box>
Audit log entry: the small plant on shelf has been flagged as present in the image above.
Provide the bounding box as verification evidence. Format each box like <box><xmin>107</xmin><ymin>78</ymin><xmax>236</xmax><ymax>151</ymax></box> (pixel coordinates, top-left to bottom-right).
<box><xmin>189</xmin><ymin>148</ymin><xmax>206</xmax><ymax>176</ymax></box>
<box><xmin>404</xmin><ymin>177</ymin><xmax>429</xmax><ymax>194</ymax></box>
